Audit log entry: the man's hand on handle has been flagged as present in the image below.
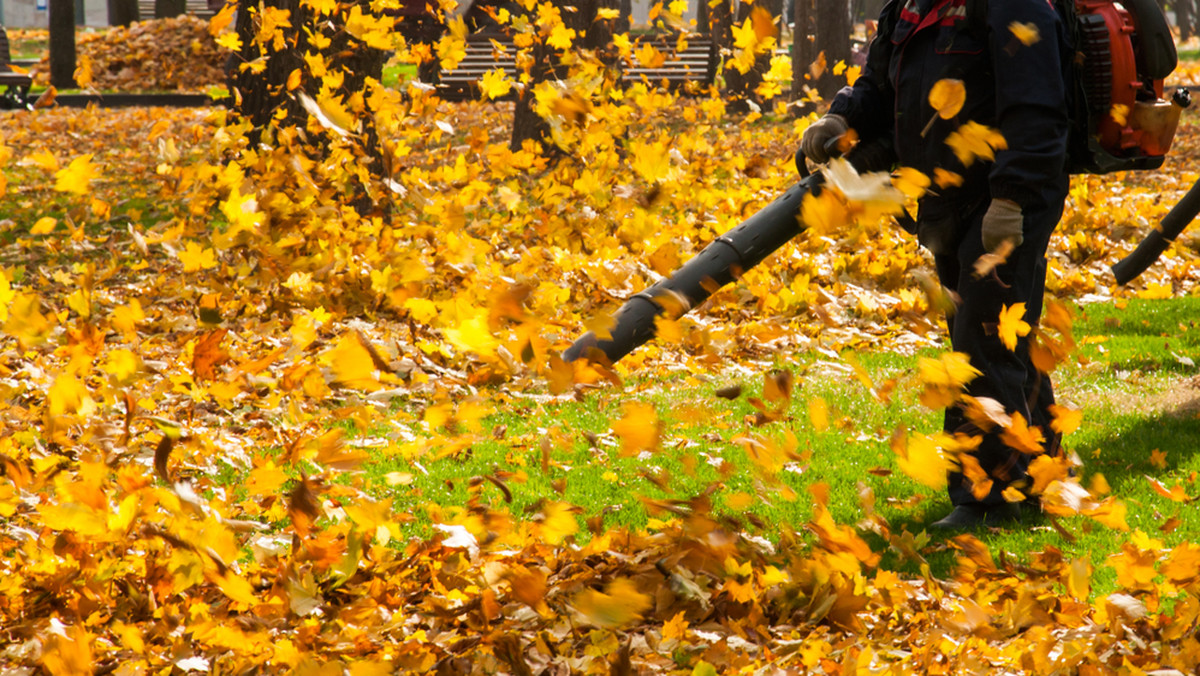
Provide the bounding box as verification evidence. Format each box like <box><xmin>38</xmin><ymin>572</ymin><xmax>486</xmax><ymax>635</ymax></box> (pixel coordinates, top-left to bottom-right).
<box><xmin>799</xmin><ymin>114</ymin><xmax>849</xmax><ymax>164</ymax></box>
<box><xmin>981</xmin><ymin>198</ymin><xmax>1024</xmax><ymax>253</ymax></box>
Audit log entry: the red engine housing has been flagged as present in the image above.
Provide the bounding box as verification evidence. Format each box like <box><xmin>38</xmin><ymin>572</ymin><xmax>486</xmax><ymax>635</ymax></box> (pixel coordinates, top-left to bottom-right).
<box><xmin>1074</xmin><ymin>0</ymin><xmax>1180</xmax><ymax>168</ymax></box>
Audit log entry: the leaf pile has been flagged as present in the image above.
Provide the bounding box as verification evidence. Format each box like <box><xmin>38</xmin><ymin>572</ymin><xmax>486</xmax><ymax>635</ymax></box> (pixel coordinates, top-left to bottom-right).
<box><xmin>31</xmin><ymin>16</ymin><xmax>226</xmax><ymax>92</ymax></box>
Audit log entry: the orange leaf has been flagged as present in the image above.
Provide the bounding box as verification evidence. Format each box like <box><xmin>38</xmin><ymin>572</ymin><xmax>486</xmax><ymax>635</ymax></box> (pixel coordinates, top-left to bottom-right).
<box><xmin>999</xmin><ymin>412</ymin><xmax>1044</xmax><ymax>454</ymax></box>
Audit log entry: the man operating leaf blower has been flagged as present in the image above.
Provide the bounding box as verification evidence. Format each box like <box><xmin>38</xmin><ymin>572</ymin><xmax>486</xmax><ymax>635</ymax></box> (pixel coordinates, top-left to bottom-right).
<box><xmin>801</xmin><ymin>0</ymin><xmax>1072</xmax><ymax>529</ymax></box>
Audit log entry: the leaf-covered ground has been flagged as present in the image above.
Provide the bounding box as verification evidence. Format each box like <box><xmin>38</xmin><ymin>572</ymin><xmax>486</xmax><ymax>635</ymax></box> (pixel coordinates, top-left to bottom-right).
<box><xmin>3</xmin><ymin>72</ymin><xmax>1200</xmax><ymax>672</ymax></box>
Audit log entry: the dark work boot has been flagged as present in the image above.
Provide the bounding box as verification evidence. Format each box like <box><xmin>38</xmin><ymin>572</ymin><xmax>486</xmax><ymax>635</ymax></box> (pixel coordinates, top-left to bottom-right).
<box><xmin>929</xmin><ymin>502</ymin><xmax>1022</xmax><ymax>531</ymax></box>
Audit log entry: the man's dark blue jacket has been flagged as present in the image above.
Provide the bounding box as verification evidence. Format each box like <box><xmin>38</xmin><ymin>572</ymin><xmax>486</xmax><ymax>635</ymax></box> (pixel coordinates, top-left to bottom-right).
<box><xmin>829</xmin><ymin>0</ymin><xmax>1072</xmax><ymax>223</ymax></box>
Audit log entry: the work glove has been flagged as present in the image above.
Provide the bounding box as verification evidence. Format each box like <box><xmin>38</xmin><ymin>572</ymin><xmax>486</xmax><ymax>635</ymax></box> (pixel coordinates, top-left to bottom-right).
<box><xmin>799</xmin><ymin>114</ymin><xmax>849</xmax><ymax>164</ymax></box>
<box><xmin>981</xmin><ymin>198</ymin><xmax>1024</xmax><ymax>253</ymax></box>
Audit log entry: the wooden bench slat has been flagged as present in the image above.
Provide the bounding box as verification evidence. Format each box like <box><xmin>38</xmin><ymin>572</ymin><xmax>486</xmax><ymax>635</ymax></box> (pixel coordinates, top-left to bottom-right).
<box><xmin>432</xmin><ymin>32</ymin><xmax>717</xmax><ymax>101</ymax></box>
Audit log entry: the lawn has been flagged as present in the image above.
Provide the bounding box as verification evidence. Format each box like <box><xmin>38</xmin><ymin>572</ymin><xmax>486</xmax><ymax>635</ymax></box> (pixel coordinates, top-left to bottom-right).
<box><xmin>4</xmin><ymin>41</ymin><xmax>1200</xmax><ymax>671</ymax></box>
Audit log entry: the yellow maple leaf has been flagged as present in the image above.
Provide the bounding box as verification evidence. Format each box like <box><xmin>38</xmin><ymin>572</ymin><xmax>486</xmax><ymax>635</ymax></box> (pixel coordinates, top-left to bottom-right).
<box><xmin>1001</xmin><ymin>485</ymin><xmax>1026</xmax><ymax>502</ymax></box>
<box><xmin>538</xmin><ymin>501</ymin><xmax>579</xmax><ymax>545</ymax></box>
<box><xmin>1009</xmin><ymin>21</ymin><xmax>1040</xmax><ymax>46</ymax></box>
<box><xmin>444</xmin><ymin>313</ymin><xmax>497</xmax><ymax>357</ymax></box>
<box><xmin>74</xmin><ymin>55</ymin><xmax>94</xmax><ymax>88</ymax></box>
<box><xmin>928</xmin><ymin>79</ymin><xmax>966</xmax><ymax>120</ymax></box>
<box><xmin>208</xmin><ymin>0</ymin><xmax>236</xmax><ymax>33</ymax></box>
<box><xmin>1084</xmin><ymin>496</ymin><xmax>1129</xmax><ymax>531</ymax></box>
<box><xmin>635</xmin><ymin>41</ymin><xmax>666</xmax><ymax>69</ymax></box>
<box><xmin>546</xmin><ymin>23</ymin><xmax>576</xmax><ymax>50</ymax></box>
<box><xmin>1138</xmin><ymin>282</ymin><xmax>1173</xmax><ymax>300</ymax></box>
<box><xmin>945</xmin><ymin>121</ymin><xmax>1007</xmax><ymax>167</ymax></box>
<box><xmin>808</xmin><ymin>396</ymin><xmax>828</xmax><ymax>432</ymax></box>
<box><xmin>1049</xmin><ymin>404</ymin><xmax>1082</xmax><ymax>435</ymax></box>
<box><xmin>662</xmin><ymin>610</ymin><xmax>689</xmax><ymax>641</ymax></box>
<box><xmin>54</xmin><ymin>154</ymin><xmax>98</xmax><ymax>195</ymax></box>
<box><xmin>653</xmin><ymin>314</ymin><xmax>683</xmax><ymax>344</ymax></box>
<box><xmin>731</xmin><ymin>16</ymin><xmax>759</xmax><ymax>51</ymax></box>
<box><xmin>934</xmin><ymin>167</ymin><xmax>964</xmax><ymax>188</ymax></box>
<box><xmin>178</xmin><ymin>241</ymin><xmax>218</xmax><ymax>272</ymax></box>
<box><xmin>47</xmin><ymin>373</ymin><xmax>96</xmax><ymax>418</ymax></box>
<box><xmin>1066</xmin><ymin>558</ymin><xmax>1091</xmax><ymax>600</ymax></box>
<box><xmin>23</xmin><ymin>149</ymin><xmax>59</xmax><ymax>171</ymax></box>
<box><xmin>0</xmin><ymin>270</ymin><xmax>12</xmax><ymax>323</ymax></box>
<box><xmin>1028</xmin><ymin>454</ymin><xmax>1069</xmax><ymax>494</ymax></box>
<box><xmin>749</xmin><ymin>4</ymin><xmax>775</xmax><ymax>39</ymax></box>
<box><xmin>611</xmin><ymin>401</ymin><xmax>659</xmax><ymax>456</ymax></box>
<box><xmin>478</xmin><ymin>68</ymin><xmax>513</xmax><ymax>100</ymax></box>
<box><xmin>631</xmin><ymin>139</ymin><xmax>671</xmax><ymax>183</ymax></box>
<box><xmin>6</xmin><ymin>292</ymin><xmax>53</xmax><ymax>347</ymax></box>
<box><xmin>800</xmin><ymin>189</ymin><xmax>850</xmax><ymax>235</ymax></box>
<box><xmin>919</xmin><ymin>351</ymin><xmax>980</xmax><ymax>388</ymax></box>
<box><xmin>997</xmin><ymin>302</ymin><xmax>1031</xmax><ymax>350</ymax></box>
<box><xmin>31</xmin><ymin>216</ymin><xmax>57</xmax><ymax>235</ymax></box>
<box><xmin>110</xmin><ymin>299</ymin><xmax>144</xmax><ymax>338</ymax></box>
<box><xmin>325</xmin><ymin>332</ymin><xmax>383</xmax><ymax>391</ymax></box>
<box><xmin>895</xmin><ymin>433</ymin><xmax>948</xmax><ymax>489</ymax></box>
<box><xmin>1111</xmin><ymin>103</ymin><xmax>1130</xmax><ymax>127</ymax></box>
<box><xmin>215</xmin><ymin>31</ymin><xmax>242</xmax><ymax>51</ymax></box>
<box><xmin>892</xmin><ymin>166</ymin><xmax>930</xmax><ymax>199</ymax></box>
<box><xmin>573</xmin><ymin>578</ymin><xmax>651</xmax><ymax>629</ymax></box>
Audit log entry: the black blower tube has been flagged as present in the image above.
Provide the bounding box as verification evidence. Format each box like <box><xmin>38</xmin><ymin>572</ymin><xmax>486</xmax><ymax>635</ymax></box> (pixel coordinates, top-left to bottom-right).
<box><xmin>1112</xmin><ymin>178</ymin><xmax>1200</xmax><ymax>286</ymax></box>
<box><xmin>563</xmin><ymin>142</ymin><xmax>895</xmax><ymax>364</ymax></box>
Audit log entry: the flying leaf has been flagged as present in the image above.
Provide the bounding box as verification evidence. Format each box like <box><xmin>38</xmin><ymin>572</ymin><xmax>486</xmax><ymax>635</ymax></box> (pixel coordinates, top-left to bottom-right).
<box><xmin>611</xmin><ymin>401</ymin><xmax>659</xmax><ymax>456</ymax></box>
<box><xmin>1111</xmin><ymin>103</ymin><xmax>1130</xmax><ymax>127</ymax></box>
<box><xmin>895</xmin><ymin>433</ymin><xmax>948</xmax><ymax>489</ymax></box>
<box><xmin>945</xmin><ymin>121</ymin><xmax>1007</xmax><ymax>166</ymax></box>
<box><xmin>999</xmin><ymin>412</ymin><xmax>1044</xmax><ymax>454</ymax></box>
<box><xmin>1150</xmin><ymin>448</ymin><xmax>1169</xmax><ymax>469</ymax></box>
<box><xmin>1009</xmin><ymin>21</ymin><xmax>1040</xmax><ymax>46</ymax></box>
<box><xmin>54</xmin><ymin>154</ymin><xmax>98</xmax><ymax>195</ymax></box>
<box><xmin>997</xmin><ymin>302</ymin><xmax>1031</xmax><ymax>351</ymax></box>
<box><xmin>478</xmin><ymin>68</ymin><xmax>513</xmax><ymax>100</ymax></box>
<box><xmin>1049</xmin><ymin>404</ymin><xmax>1082</xmax><ymax>435</ymax></box>
<box><xmin>297</xmin><ymin>91</ymin><xmax>357</xmax><ymax>136</ymax></box>
<box><xmin>934</xmin><ymin>167</ymin><xmax>964</xmax><ymax>188</ymax></box>
<box><xmin>573</xmin><ymin>578</ymin><xmax>651</xmax><ymax>629</ymax></box>
<box><xmin>892</xmin><ymin>167</ymin><xmax>930</xmax><ymax>199</ymax></box>
<box><xmin>822</xmin><ymin>158</ymin><xmax>905</xmax><ymax>206</ymax></box>
<box><xmin>928</xmin><ymin>79</ymin><xmax>966</xmax><ymax>120</ymax></box>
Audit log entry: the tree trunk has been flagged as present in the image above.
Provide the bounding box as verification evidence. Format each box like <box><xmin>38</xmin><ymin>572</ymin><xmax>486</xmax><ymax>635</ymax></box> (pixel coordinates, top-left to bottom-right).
<box><xmin>792</xmin><ymin>0</ymin><xmax>816</xmax><ymax>107</ymax></box>
<box><xmin>230</xmin><ymin>0</ymin><xmax>388</xmax><ymax>211</ymax></box>
<box><xmin>48</xmin><ymin>0</ymin><xmax>77</xmax><ymax>89</ymax></box>
<box><xmin>510</xmin><ymin>0</ymin><xmax>616</xmax><ymax>152</ymax></box>
<box><xmin>723</xmin><ymin>0</ymin><xmax>781</xmax><ymax>109</ymax></box>
<box><xmin>792</xmin><ymin>0</ymin><xmax>851</xmax><ymax>109</ymax></box>
<box><xmin>230</xmin><ymin>0</ymin><xmax>308</xmax><ymax>134</ymax></box>
<box><xmin>108</xmin><ymin>0</ymin><xmax>140</xmax><ymax>26</ymax></box>
<box><xmin>816</xmin><ymin>0</ymin><xmax>851</xmax><ymax>100</ymax></box>
<box><xmin>1180</xmin><ymin>0</ymin><xmax>1194</xmax><ymax>42</ymax></box>
<box><xmin>155</xmin><ymin>0</ymin><xmax>187</xmax><ymax>18</ymax></box>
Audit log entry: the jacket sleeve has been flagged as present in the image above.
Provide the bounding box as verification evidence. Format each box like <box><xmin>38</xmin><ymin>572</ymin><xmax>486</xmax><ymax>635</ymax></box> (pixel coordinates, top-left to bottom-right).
<box><xmin>986</xmin><ymin>0</ymin><xmax>1071</xmax><ymax>210</ymax></box>
<box><xmin>827</xmin><ymin>0</ymin><xmax>900</xmax><ymax>143</ymax></box>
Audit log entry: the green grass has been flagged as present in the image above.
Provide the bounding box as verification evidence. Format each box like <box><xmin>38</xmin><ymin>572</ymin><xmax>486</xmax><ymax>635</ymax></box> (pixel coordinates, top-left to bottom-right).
<box><xmin>336</xmin><ymin>295</ymin><xmax>1200</xmax><ymax>588</ymax></box>
<box><xmin>382</xmin><ymin>63</ymin><xmax>418</xmax><ymax>88</ymax></box>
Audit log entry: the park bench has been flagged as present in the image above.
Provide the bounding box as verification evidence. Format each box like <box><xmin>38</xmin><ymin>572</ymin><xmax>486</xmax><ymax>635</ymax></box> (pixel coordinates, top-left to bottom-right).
<box><xmin>0</xmin><ymin>27</ymin><xmax>33</xmax><ymax>110</ymax></box>
<box><xmin>135</xmin><ymin>0</ymin><xmax>217</xmax><ymax>20</ymax></box>
<box><xmin>433</xmin><ymin>33</ymin><xmax>718</xmax><ymax>101</ymax></box>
